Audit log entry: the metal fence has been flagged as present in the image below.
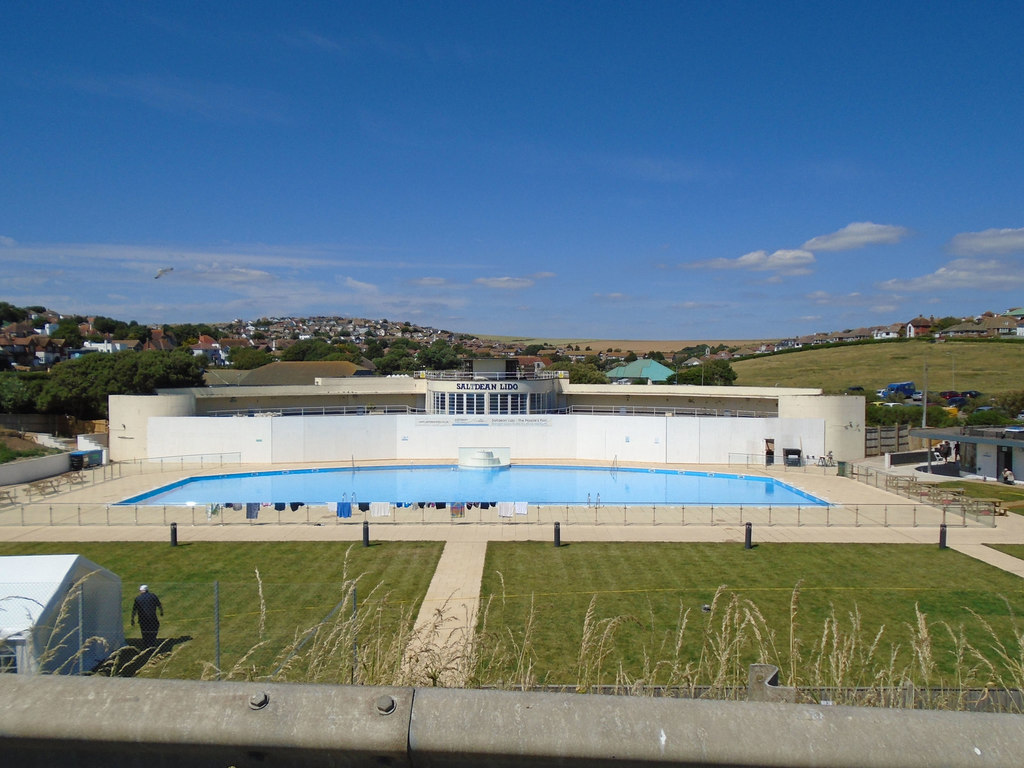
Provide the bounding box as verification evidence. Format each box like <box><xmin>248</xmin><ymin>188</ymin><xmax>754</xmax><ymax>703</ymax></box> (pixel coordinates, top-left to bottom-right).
<box><xmin>0</xmin><ymin>498</ymin><xmax>994</xmax><ymax>528</ymax></box>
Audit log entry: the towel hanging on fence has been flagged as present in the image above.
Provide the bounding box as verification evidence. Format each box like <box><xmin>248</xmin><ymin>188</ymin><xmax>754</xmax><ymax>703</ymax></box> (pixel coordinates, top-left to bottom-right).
<box><xmin>245</xmin><ymin>502</ymin><xmax>259</xmax><ymax>520</ymax></box>
<box><xmin>370</xmin><ymin>501</ymin><xmax>390</xmax><ymax>517</ymax></box>
<box><xmin>336</xmin><ymin>501</ymin><xmax>352</xmax><ymax>518</ymax></box>
<box><xmin>497</xmin><ymin>502</ymin><xmax>514</xmax><ymax>518</ymax></box>
<box><xmin>514</xmin><ymin>501</ymin><xmax>528</xmax><ymax>516</ymax></box>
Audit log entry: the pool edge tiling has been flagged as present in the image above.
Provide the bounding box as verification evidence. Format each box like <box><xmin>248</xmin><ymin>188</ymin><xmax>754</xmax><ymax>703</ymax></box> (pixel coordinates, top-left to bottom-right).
<box><xmin>119</xmin><ymin>464</ymin><xmax>829</xmax><ymax>507</ymax></box>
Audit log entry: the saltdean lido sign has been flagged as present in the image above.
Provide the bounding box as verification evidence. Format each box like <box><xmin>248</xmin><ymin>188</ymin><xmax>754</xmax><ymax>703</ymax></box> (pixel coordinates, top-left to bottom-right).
<box><xmin>455</xmin><ymin>382</ymin><xmax>520</xmax><ymax>391</ymax></box>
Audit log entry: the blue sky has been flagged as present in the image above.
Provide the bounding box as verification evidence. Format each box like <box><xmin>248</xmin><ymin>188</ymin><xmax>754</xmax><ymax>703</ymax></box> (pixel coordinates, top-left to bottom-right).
<box><xmin>3</xmin><ymin>2</ymin><xmax>1024</xmax><ymax>340</ymax></box>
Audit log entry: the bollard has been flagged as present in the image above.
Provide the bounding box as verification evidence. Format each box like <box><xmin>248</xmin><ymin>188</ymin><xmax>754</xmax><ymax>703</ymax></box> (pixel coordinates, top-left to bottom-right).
<box><xmin>362</xmin><ymin>520</ymin><xmax>370</xmax><ymax>548</ymax></box>
<box><xmin>554</xmin><ymin>521</ymin><xmax>561</xmax><ymax>548</ymax></box>
<box><xmin>744</xmin><ymin>521</ymin><xmax>752</xmax><ymax>550</ymax></box>
<box><xmin>939</xmin><ymin>523</ymin><xmax>947</xmax><ymax>550</ymax></box>
<box><xmin>170</xmin><ymin>522</ymin><xmax>177</xmax><ymax>547</ymax></box>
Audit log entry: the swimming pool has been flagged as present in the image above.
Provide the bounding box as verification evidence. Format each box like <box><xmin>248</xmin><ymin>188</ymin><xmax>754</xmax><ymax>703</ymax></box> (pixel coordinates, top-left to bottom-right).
<box><xmin>121</xmin><ymin>465</ymin><xmax>827</xmax><ymax>507</ymax></box>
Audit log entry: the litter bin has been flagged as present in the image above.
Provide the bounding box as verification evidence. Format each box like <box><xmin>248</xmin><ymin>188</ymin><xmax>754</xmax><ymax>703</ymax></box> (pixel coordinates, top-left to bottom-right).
<box><xmin>837</xmin><ymin>460</ymin><xmax>847</xmax><ymax>477</ymax></box>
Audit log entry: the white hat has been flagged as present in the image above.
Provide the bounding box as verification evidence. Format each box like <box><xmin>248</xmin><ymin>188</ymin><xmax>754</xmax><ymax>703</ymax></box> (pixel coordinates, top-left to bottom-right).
<box><xmin>139</xmin><ymin>584</ymin><xmax>148</xmax><ymax>591</ymax></box>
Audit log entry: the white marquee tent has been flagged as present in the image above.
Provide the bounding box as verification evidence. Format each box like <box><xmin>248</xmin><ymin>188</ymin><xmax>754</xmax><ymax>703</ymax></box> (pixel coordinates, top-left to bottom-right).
<box><xmin>0</xmin><ymin>554</ymin><xmax>125</xmax><ymax>675</ymax></box>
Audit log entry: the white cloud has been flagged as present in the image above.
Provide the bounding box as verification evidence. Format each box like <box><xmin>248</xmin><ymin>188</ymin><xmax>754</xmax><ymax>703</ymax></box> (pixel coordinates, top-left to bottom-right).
<box><xmin>801</xmin><ymin>222</ymin><xmax>909</xmax><ymax>252</ymax></box>
<box><xmin>806</xmin><ymin>291</ymin><xmax>865</xmax><ymax>306</ymax></box>
<box><xmin>0</xmin><ymin>235</ymin><xmax>15</xmax><ymax>247</ymax></box>
<box><xmin>412</xmin><ymin>277</ymin><xmax>448</xmax><ymax>286</ymax></box>
<box><xmin>473</xmin><ymin>276</ymin><xmax>534</xmax><ymax>290</ymax></box>
<box><xmin>877</xmin><ymin>258</ymin><xmax>1024</xmax><ymax>291</ymax></box>
<box><xmin>343</xmin><ymin>277</ymin><xmax>379</xmax><ymax>293</ymax></box>
<box><xmin>689</xmin><ymin>249</ymin><xmax>814</xmax><ymax>276</ymax></box>
<box><xmin>948</xmin><ymin>227</ymin><xmax>1024</xmax><ymax>255</ymax></box>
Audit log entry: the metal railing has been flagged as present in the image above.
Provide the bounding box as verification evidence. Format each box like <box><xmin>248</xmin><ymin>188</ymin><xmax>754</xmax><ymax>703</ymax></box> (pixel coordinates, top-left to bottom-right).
<box><xmin>0</xmin><ymin>500</ymin><xmax>992</xmax><ymax>528</ymax></box>
<box><xmin>565</xmin><ymin>405</ymin><xmax>775</xmax><ymax>418</ymax></box>
<box><xmin>3</xmin><ymin>675</ymin><xmax>1023</xmax><ymax>767</ymax></box>
<box><xmin>847</xmin><ymin>463</ymin><xmax>1005</xmax><ymax>522</ymax></box>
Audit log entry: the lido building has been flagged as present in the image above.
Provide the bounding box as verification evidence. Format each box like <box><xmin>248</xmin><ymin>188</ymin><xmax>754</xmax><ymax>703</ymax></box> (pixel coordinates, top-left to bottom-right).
<box><xmin>109</xmin><ymin>361</ymin><xmax>865</xmax><ymax>468</ymax></box>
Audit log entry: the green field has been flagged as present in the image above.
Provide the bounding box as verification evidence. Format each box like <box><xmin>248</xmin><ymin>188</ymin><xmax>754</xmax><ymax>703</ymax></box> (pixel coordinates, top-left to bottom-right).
<box><xmin>476</xmin><ymin>542</ymin><xmax>1024</xmax><ymax>693</ymax></box>
<box><xmin>988</xmin><ymin>544</ymin><xmax>1024</xmax><ymax>561</ymax></box>
<box><xmin>0</xmin><ymin>541</ymin><xmax>443</xmax><ymax>682</ymax></box>
<box><xmin>731</xmin><ymin>340</ymin><xmax>1024</xmax><ymax>395</ymax></box>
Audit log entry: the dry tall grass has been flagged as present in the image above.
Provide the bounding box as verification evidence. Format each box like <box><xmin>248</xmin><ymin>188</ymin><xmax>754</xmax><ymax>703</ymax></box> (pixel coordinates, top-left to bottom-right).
<box><xmin>60</xmin><ymin>563</ymin><xmax>1024</xmax><ymax>712</ymax></box>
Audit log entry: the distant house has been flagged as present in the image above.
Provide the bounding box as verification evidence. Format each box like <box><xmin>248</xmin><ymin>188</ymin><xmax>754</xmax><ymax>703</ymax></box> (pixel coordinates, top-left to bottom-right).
<box><xmin>82</xmin><ymin>338</ymin><xmax>142</xmax><ymax>354</ymax></box>
<box><xmin>513</xmin><ymin>355</ymin><xmax>552</xmax><ymax>375</ymax></box>
<box><xmin>190</xmin><ymin>334</ymin><xmax>226</xmax><ymax>365</ymax></box>
<box><xmin>906</xmin><ymin>316</ymin><xmax>933</xmax><ymax>338</ymax></box>
<box><xmin>873</xmin><ymin>324</ymin><xmax>902</xmax><ymax>340</ymax></box>
<box><xmin>605</xmin><ymin>358</ymin><xmax>675</xmax><ymax>383</ymax></box>
<box><xmin>143</xmin><ymin>328</ymin><xmax>177</xmax><ymax>351</ymax></box>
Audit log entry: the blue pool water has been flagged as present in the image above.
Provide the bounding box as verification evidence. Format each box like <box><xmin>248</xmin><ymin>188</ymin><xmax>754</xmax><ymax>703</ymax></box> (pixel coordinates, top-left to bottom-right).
<box><xmin>121</xmin><ymin>465</ymin><xmax>827</xmax><ymax>507</ymax></box>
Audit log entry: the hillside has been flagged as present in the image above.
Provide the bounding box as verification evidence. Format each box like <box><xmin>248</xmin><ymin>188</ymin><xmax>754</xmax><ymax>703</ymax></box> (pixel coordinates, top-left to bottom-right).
<box><xmin>731</xmin><ymin>340</ymin><xmax>1024</xmax><ymax>396</ymax></box>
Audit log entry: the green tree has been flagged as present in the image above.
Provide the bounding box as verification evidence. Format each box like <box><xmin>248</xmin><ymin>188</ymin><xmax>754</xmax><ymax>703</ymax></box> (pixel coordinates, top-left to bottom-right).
<box><xmin>0</xmin><ymin>373</ymin><xmax>40</xmax><ymax>413</ymax></box>
<box><xmin>669</xmin><ymin>360</ymin><xmax>737</xmax><ymax>386</ymax></box>
<box><xmin>0</xmin><ymin>302</ymin><xmax>28</xmax><ymax>324</ymax></box>
<box><xmin>546</xmin><ymin>362</ymin><xmax>608</xmax><ymax>384</ymax></box>
<box><xmin>37</xmin><ymin>350</ymin><xmax>205</xmax><ymax>419</ymax></box>
<box><xmin>53</xmin><ymin>317</ymin><xmax>83</xmax><ymax>348</ymax></box>
<box><xmin>229</xmin><ymin>347</ymin><xmax>274</xmax><ymax>370</ymax></box>
<box><xmin>624</xmin><ymin>351</ymin><xmax>638</xmax><ymax>363</ymax></box>
<box><xmin>417</xmin><ymin>339</ymin><xmax>461</xmax><ymax>370</ymax></box>
<box><xmin>994</xmin><ymin>391</ymin><xmax>1024</xmax><ymax>418</ymax></box>
<box><xmin>523</xmin><ymin>343</ymin><xmax>545</xmax><ymax>356</ymax></box>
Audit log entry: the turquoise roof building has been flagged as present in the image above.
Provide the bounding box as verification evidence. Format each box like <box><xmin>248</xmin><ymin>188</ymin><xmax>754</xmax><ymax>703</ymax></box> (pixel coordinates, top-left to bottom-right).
<box><xmin>605</xmin><ymin>358</ymin><xmax>675</xmax><ymax>383</ymax></box>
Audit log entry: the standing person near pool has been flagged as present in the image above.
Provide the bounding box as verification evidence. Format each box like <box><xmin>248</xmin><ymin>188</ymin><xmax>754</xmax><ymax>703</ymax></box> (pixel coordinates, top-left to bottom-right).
<box><xmin>131</xmin><ymin>584</ymin><xmax>164</xmax><ymax>647</ymax></box>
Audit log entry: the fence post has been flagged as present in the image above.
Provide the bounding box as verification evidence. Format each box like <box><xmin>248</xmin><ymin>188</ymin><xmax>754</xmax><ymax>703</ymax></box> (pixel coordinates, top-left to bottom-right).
<box><xmin>939</xmin><ymin>523</ymin><xmax>947</xmax><ymax>550</ymax></box>
<box><xmin>744</xmin><ymin>521</ymin><xmax>752</xmax><ymax>549</ymax></box>
<box><xmin>554</xmin><ymin>521</ymin><xmax>561</xmax><ymax>548</ymax></box>
<box><xmin>214</xmin><ymin>581</ymin><xmax>221</xmax><ymax>679</ymax></box>
<box><xmin>362</xmin><ymin>520</ymin><xmax>370</xmax><ymax>547</ymax></box>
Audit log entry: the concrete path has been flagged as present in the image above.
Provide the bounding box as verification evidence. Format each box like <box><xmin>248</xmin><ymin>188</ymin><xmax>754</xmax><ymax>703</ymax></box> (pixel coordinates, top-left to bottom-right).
<box><xmin>402</xmin><ymin>540</ymin><xmax>488</xmax><ymax>686</ymax></box>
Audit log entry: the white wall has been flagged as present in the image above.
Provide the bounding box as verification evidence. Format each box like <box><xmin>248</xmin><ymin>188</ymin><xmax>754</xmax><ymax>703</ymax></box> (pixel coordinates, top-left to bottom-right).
<box><xmin>109</xmin><ymin>393</ymin><xmax>195</xmax><ymax>462</ymax></box>
<box><xmin>140</xmin><ymin>412</ymin><xmax>835</xmax><ymax>466</ymax></box>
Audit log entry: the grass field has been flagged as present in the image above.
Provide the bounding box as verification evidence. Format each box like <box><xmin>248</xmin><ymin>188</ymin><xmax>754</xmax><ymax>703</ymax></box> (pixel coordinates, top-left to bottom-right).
<box><xmin>475</xmin><ymin>542</ymin><xmax>1024</xmax><ymax>696</ymax></box>
<box><xmin>988</xmin><ymin>545</ymin><xmax>1024</xmax><ymax>561</ymax></box>
<box><xmin>0</xmin><ymin>541</ymin><xmax>443</xmax><ymax>682</ymax></box>
<box><xmin>730</xmin><ymin>340</ymin><xmax>1024</xmax><ymax>395</ymax></box>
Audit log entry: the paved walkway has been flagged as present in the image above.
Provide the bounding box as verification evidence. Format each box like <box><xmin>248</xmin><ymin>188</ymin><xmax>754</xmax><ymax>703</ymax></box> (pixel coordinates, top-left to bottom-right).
<box><xmin>3</xmin><ymin>458</ymin><xmax>1024</xmax><ymax>685</ymax></box>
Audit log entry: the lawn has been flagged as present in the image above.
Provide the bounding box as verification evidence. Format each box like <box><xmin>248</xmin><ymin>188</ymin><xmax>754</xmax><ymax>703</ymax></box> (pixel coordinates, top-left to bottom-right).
<box><xmin>0</xmin><ymin>541</ymin><xmax>443</xmax><ymax>682</ymax></box>
<box><xmin>731</xmin><ymin>339</ymin><xmax>1024</xmax><ymax>396</ymax></box>
<box><xmin>476</xmin><ymin>542</ymin><xmax>1024</xmax><ymax>693</ymax></box>
<box><xmin>987</xmin><ymin>544</ymin><xmax>1024</xmax><ymax>561</ymax></box>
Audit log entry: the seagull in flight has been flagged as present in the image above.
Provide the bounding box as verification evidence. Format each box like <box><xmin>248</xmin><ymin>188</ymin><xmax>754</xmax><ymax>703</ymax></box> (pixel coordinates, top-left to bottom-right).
<box><xmin>154</xmin><ymin>267</ymin><xmax>174</xmax><ymax>279</ymax></box>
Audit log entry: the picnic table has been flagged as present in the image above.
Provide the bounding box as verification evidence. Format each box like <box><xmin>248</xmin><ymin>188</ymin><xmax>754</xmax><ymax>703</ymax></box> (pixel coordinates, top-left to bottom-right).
<box><xmin>27</xmin><ymin>477</ymin><xmax>64</xmax><ymax>497</ymax></box>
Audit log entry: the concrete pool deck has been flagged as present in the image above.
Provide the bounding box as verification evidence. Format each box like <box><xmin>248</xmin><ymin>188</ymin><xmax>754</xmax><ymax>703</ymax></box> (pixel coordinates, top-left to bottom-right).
<box><xmin>3</xmin><ymin>457</ymin><xmax>1023</xmax><ymax>685</ymax></box>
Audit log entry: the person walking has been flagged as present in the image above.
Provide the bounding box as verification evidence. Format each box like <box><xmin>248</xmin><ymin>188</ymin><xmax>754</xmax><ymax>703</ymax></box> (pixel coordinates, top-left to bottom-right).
<box><xmin>131</xmin><ymin>584</ymin><xmax>164</xmax><ymax>647</ymax></box>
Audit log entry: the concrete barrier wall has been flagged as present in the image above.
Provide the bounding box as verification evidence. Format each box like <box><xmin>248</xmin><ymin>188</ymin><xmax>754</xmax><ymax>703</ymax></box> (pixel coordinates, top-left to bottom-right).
<box><xmin>2</xmin><ymin>676</ymin><xmax>1022</xmax><ymax>768</ymax></box>
<box><xmin>0</xmin><ymin>452</ymin><xmax>71</xmax><ymax>487</ymax></box>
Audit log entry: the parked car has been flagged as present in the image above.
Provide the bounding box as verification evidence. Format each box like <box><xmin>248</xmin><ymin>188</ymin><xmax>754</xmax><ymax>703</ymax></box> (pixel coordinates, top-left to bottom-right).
<box><xmin>974</xmin><ymin>406</ymin><xmax>997</xmax><ymax>412</ymax></box>
<box><xmin>939</xmin><ymin>390</ymin><xmax>961</xmax><ymax>400</ymax></box>
<box><xmin>961</xmin><ymin>390</ymin><xmax>982</xmax><ymax>398</ymax></box>
<box><xmin>946</xmin><ymin>396</ymin><xmax>968</xmax><ymax>408</ymax></box>
<box><xmin>911</xmin><ymin>391</ymin><xmax>923</xmax><ymax>401</ymax></box>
